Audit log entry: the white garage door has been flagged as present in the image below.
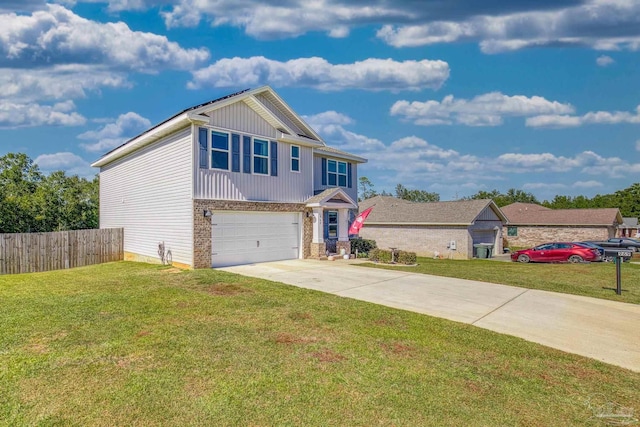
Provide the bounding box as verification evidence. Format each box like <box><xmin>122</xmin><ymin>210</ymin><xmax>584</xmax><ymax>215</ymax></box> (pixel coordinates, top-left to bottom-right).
<box><xmin>211</xmin><ymin>211</ymin><xmax>301</xmax><ymax>267</ymax></box>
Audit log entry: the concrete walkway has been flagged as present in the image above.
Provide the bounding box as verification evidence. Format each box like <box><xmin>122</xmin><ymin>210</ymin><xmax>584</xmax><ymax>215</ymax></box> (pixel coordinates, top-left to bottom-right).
<box><xmin>220</xmin><ymin>259</ymin><xmax>640</xmax><ymax>372</ymax></box>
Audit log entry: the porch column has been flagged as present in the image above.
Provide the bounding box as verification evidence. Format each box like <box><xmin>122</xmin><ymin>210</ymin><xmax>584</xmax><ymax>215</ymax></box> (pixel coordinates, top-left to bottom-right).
<box><xmin>336</xmin><ymin>209</ymin><xmax>351</xmax><ymax>256</ymax></box>
<box><xmin>338</xmin><ymin>209</ymin><xmax>349</xmax><ymax>242</ymax></box>
<box><xmin>312</xmin><ymin>207</ymin><xmax>324</xmax><ymax>243</ymax></box>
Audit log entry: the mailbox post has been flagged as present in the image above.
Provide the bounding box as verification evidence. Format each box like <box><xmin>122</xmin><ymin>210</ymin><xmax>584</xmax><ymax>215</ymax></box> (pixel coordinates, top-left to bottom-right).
<box><xmin>615</xmin><ymin>250</ymin><xmax>632</xmax><ymax>295</ymax></box>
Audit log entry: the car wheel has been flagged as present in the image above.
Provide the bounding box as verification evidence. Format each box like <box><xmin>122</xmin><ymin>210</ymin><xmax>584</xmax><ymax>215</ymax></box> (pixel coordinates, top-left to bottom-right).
<box><xmin>568</xmin><ymin>255</ymin><xmax>583</xmax><ymax>263</ymax></box>
<box><xmin>517</xmin><ymin>254</ymin><xmax>530</xmax><ymax>263</ymax></box>
<box><xmin>603</xmin><ymin>256</ymin><xmax>614</xmax><ymax>262</ymax></box>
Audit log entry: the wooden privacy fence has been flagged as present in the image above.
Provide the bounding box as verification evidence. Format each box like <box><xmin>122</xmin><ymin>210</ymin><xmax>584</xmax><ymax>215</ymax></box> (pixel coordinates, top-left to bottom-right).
<box><xmin>0</xmin><ymin>228</ymin><xmax>124</xmax><ymax>275</ymax></box>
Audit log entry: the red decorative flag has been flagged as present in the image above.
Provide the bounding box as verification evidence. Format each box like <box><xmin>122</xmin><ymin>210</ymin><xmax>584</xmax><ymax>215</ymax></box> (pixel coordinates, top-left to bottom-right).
<box><xmin>349</xmin><ymin>207</ymin><xmax>373</xmax><ymax>235</ymax></box>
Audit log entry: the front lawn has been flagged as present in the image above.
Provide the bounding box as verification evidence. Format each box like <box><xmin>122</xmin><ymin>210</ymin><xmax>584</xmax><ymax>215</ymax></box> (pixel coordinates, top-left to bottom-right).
<box><xmin>1</xmin><ymin>262</ymin><xmax>639</xmax><ymax>426</ymax></box>
<box><xmin>359</xmin><ymin>257</ymin><xmax>640</xmax><ymax>304</ymax></box>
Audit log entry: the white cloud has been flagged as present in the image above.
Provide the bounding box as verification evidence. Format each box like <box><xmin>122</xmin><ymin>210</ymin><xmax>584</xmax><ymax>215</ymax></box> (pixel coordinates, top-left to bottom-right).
<box><xmin>596</xmin><ymin>55</ymin><xmax>614</xmax><ymax>67</ymax></box>
<box><xmin>526</xmin><ymin>105</ymin><xmax>640</xmax><ymax>128</ymax></box>
<box><xmin>308</xmin><ymin>110</ymin><xmax>638</xmax><ymax>192</ymax></box>
<box><xmin>376</xmin><ymin>1</ymin><xmax>640</xmax><ymax>53</ymax></box>
<box><xmin>189</xmin><ymin>56</ymin><xmax>449</xmax><ymax>91</ymax></box>
<box><xmin>0</xmin><ymin>100</ymin><xmax>85</xmax><ymax>128</ymax></box>
<box><xmin>303</xmin><ymin>111</ymin><xmax>385</xmax><ymax>153</ymax></box>
<box><xmin>390</xmin><ymin>92</ymin><xmax>574</xmax><ymax>127</ymax></box>
<box><xmin>161</xmin><ymin>0</ymin><xmax>411</xmax><ymax>39</ymax></box>
<box><xmin>78</xmin><ymin>112</ymin><xmax>151</xmax><ymax>152</ymax></box>
<box><xmin>0</xmin><ymin>65</ymin><xmax>129</xmax><ymax>103</ymax></box>
<box><xmin>0</xmin><ymin>5</ymin><xmax>209</xmax><ymax>72</ymax></box>
<box><xmin>34</xmin><ymin>151</ymin><xmax>95</xmax><ymax>178</ymax></box>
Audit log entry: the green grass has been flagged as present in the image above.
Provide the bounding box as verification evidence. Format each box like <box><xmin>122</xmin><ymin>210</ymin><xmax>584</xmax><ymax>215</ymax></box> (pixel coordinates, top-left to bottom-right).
<box><xmin>1</xmin><ymin>262</ymin><xmax>639</xmax><ymax>426</ymax></box>
<box><xmin>359</xmin><ymin>257</ymin><xmax>640</xmax><ymax>305</ymax></box>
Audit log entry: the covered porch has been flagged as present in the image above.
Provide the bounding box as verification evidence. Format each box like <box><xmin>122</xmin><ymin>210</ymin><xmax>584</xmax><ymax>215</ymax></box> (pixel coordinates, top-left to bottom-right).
<box><xmin>305</xmin><ymin>188</ymin><xmax>358</xmax><ymax>258</ymax></box>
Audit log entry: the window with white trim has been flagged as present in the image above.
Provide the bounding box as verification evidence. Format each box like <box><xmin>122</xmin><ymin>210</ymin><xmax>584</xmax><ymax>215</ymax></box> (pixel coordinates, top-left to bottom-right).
<box><xmin>290</xmin><ymin>145</ymin><xmax>300</xmax><ymax>172</ymax></box>
<box><xmin>327</xmin><ymin>159</ymin><xmax>347</xmax><ymax>187</ymax></box>
<box><xmin>211</xmin><ymin>130</ymin><xmax>229</xmax><ymax>170</ymax></box>
<box><xmin>327</xmin><ymin>211</ymin><xmax>338</xmax><ymax>238</ymax></box>
<box><xmin>253</xmin><ymin>138</ymin><xmax>269</xmax><ymax>175</ymax></box>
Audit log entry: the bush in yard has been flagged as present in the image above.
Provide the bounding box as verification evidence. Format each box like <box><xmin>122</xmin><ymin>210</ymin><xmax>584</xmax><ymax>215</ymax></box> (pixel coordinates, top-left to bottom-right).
<box><xmin>370</xmin><ymin>248</ymin><xmax>416</xmax><ymax>264</ymax></box>
<box><xmin>369</xmin><ymin>248</ymin><xmax>392</xmax><ymax>263</ymax></box>
<box><xmin>396</xmin><ymin>250</ymin><xmax>417</xmax><ymax>265</ymax></box>
<box><xmin>350</xmin><ymin>238</ymin><xmax>377</xmax><ymax>255</ymax></box>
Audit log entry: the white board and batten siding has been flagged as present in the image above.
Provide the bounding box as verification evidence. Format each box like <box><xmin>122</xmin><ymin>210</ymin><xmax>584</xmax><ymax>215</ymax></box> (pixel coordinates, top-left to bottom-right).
<box><xmin>194</xmin><ymin>111</ymin><xmax>315</xmax><ymax>202</ymax></box>
<box><xmin>99</xmin><ymin>128</ymin><xmax>194</xmax><ymax>266</ymax></box>
<box><xmin>208</xmin><ymin>101</ymin><xmax>277</xmax><ymax>140</ymax></box>
<box><xmin>211</xmin><ymin>211</ymin><xmax>301</xmax><ymax>267</ymax></box>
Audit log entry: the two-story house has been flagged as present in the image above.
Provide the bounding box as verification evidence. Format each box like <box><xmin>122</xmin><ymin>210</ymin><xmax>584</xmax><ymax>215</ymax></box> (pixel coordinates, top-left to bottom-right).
<box><xmin>91</xmin><ymin>86</ymin><xmax>366</xmax><ymax>268</ymax></box>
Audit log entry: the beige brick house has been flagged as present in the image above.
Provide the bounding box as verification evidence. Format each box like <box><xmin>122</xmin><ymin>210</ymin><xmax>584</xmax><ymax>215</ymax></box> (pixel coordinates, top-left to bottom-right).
<box><xmin>92</xmin><ymin>86</ymin><xmax>365</xmax><ymax>268</ymax></box>
<box><xmin>357</xmin><ymin>196</ymin><xmax>507</xmax><ymax>259</ymax></box>
<box><xmin>501</xmin><ymin>203</ymin><xmax>623</xmax><ymax>248</ymax></box>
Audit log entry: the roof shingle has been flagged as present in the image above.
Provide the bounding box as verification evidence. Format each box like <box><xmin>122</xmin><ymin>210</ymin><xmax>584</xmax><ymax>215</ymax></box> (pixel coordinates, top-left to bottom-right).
<box><xmin>501</xmin><ymin>203</ymin><xmax>622</xmax><ymax>226</ymax></box>
<box><xmin>358</xmin><ymin>196</ymin><xmax>505</xmax><ymax>225</ymax></box>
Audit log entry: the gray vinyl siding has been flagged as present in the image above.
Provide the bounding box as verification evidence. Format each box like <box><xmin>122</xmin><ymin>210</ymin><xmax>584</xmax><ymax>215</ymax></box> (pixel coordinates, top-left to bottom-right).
<box><xmin>313</xmin><ymin>156</ymin><xmax>358</xmax><ymax>202</ymax></box>
<box><xmin>99</xmin><ymin>128</ymin><xmax>193</xmax><ymax>266</ymax></box>
<box><xmin>208</xmin><ymin>101</ymin><xmax>277</xmax><ymax>139</ymax></box>
<box><xmin>194</xmin><ymin>127</ymin><xmax>314</xmax><ymax>202</ymax></box>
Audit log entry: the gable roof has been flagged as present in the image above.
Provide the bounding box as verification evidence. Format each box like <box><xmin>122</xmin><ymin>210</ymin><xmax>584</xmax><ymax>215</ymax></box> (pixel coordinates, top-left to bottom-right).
<box><xmin>621</xmin><ymin>217</ymin><xmax>639</xmax><ymax>227</ymax></box>
<box><xmin>92</xmin><ymin>86</ymin><xmax>329</xmax><ymax>168</ymax></box>
<box><xmin>501</xmin><ymin>203</ymin><xmax>623</xmax><ymax>226</ymax></box>
<box><xmin>305</xmin><ymin>188</ymin><xmax>357</xmax><ymax>209</ymax></box>
<box><xmin>357</xmin><ymin>196</ymin><xmax>507</xmax><ymax>225</ymax></box>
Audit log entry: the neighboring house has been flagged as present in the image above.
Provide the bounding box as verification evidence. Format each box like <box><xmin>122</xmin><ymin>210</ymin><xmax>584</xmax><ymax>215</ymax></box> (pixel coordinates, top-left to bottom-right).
<box><xmin>91</xmin><ymin>86</ymin><xmax>366</xmax><ymax>268</ymax></box>
<box><xmin>357</xmin><ymin>196</ymin><xmax>507</xmax><ymax>259</ymax></box>
<box><xmin>501</xmin><ymin>203</ymin><xmax>623</xmax><ymax>247</ymax></box>
<box><xmin>618</xmin><ymin>217</ymin><xmax>640</xmax><ymax>238</ymax></box>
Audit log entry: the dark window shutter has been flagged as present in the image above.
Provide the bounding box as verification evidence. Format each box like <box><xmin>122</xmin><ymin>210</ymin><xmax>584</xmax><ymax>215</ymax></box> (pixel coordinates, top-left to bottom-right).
<box><xmin>321</xmin><ymin>158</ymin><xmax>327</xmax><ymax>185</ymax></box>
<box><xmin>270</xmin><ymin>141</ymin><xmax>278</xmax><ymax>176</ymax></box>
<box><xmin>347</xmin><ymin>163</ymin><xmax>352</xmax><ymax>188</ymax></box>
<box><xmin>198</xmin><ymin>128</ymin><xmax>208</xmax><ymax>169</ymax></box>
<box><xmin>231</xmin><ymin>134</ymin><xmax>240</xmax><ymax>172</ymax></box>
<box><xmin>243</xmin><ymin>136</ymin><xmax>251</xmax><ymax>173</ymax></box>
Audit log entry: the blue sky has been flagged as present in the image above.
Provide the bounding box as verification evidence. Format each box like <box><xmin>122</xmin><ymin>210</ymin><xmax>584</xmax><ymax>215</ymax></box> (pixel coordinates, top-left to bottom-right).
<box><xmin>1</xmin><ymin>0</ymin><xmax>639</xmax><ymax>201</ymax></box>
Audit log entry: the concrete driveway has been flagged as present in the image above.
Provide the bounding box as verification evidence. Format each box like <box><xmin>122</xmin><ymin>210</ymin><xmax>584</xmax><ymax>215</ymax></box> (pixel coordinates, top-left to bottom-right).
<box><xmin>220</xmin><ymin>259</ymin><xmax>640</xmax><ymax>372</ymax></box>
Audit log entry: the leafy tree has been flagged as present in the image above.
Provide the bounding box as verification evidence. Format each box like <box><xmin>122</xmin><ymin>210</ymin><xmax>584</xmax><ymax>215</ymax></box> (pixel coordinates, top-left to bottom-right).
<box><xmin>395</xmin><ymin>184</ymin><xmax>440</xmax><ymax>202</ymax></box>
<box><xmin>358</xmin><ymin>176</ymin><xmax>377</xmax><ymax>201</ymax></box>
<box><xmin>0</xmin><ymin>153</ymin><xmax>43</xmax><ymax>232</ymax></box>
<box><xmin>613</xmin><ymin>183</ymin><xmax>640</xmax><ymax>218</ymax></box>
<box><xmin>465</xmin><ymin>188</ymin><xmax>538</xmax><ymax>207</ymax></box>
<box><xmin>0</xmin><ymin>153</ymin><xmax>99</xmax><ymax>233</ymax></box>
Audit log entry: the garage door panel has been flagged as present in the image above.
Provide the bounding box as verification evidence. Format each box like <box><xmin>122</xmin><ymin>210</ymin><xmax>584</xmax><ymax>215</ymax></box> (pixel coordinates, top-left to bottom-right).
<box><xmin>211</xmin><ymin>211</ymin><xmax>300</xmax><ymax>267</ymax></box>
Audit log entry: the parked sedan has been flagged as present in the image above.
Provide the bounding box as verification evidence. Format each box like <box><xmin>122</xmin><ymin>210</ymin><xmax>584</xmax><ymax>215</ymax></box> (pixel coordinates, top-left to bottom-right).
<box><xmin>587</xmin><ymin>238</ymin><xmax>640</xmax><ymax>252</ymax></box>
<box><xmin>577</xmin><ymin>241</ymin><xmax>632</xmax><ymax>262</ymax></box>
<box><xmin>511</xmin><ymin>242</ymin><xmax>601</xmax><ymax>263</ymax></box>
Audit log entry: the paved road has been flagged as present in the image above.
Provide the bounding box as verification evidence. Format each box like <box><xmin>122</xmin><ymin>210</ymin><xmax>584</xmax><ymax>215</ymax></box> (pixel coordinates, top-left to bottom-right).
<box><xmin>220</xmin><ymin>259</ymin><xmax>640</xmax><ymax>372</ymax></box>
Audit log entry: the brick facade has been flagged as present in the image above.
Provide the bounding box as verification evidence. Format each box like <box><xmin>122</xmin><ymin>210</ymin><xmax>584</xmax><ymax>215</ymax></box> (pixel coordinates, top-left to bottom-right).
<box><xmin>193</xmin><ymin>199</ymin><xmax>313</xmax><ymax>268</ymax></box>
<box><xmin>309</xmin><ymin>242</ymin><xmax>327</xmax><ymax>258</ymax></box>
<box><xmin>360</xmin><ymin>225</ymin><xmax>473</xmax><ymax>259</ymax></box>
<box><xmin>505</xmin><ymin>225</ymin><xmax>615</xmax><ymax>248</ymax></box>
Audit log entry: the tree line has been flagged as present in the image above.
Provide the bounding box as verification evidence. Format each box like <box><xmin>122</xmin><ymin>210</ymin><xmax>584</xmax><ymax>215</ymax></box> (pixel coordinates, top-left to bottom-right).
<box><xmin>0</xmin><ymin>153</ymin><xmax>98</xmax><ymax>233</ymax></box>
<box><xmin>359</xmin><ymin>176</ymin><xmax>640</xmax><ymax>219</ymax></box>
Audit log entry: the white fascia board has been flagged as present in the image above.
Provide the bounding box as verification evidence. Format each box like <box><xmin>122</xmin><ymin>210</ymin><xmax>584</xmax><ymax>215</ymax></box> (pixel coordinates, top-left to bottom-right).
<box><xmin>91</xmin><ymin>113</ymin><xmax>190</xmax><ymax>167</ymax></box>
<box><xmin>186</xmin><ymin>112</ymin><xmax>210</xmax><ymax>123</ymax></box>
<box><xmin>243</xmin><ymin>95</ymin><xmax>299</xmax><ymax>137</ymax></box>
<box><xmin>314</xmin><ymin>149</ymin><xmax>367</xmax><ymax>164</ymax></box>
<box><xmin>277</xmin><ymin>132</ymin><xmax>325</xmax><ymax>147</ymax></box>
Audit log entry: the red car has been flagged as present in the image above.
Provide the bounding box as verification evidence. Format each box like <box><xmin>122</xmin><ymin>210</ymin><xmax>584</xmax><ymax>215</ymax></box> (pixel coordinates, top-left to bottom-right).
<box><xmin>511</xmin><ymin>242</ymin><xmax>601</xmax><ymax>263</ymax></box>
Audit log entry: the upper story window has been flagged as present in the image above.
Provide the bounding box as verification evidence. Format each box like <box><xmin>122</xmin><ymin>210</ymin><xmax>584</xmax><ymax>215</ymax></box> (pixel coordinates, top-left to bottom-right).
<box><xmin>328</xmin><ymin>159</ymin><xmax>347</xmax><ymax>187</ymax></box>
<box><xmin>291</xmin><ymin>145</ymin><xmax>300</xmax><ymax>172</ymax></box>
<box><xmin>211</xmin><ymin>131</ymin><xmax>229</xmax><ymax>170</ymax></box>
<box><xmin>253</xmin><ymin>138</ymin><xmax>269</xmax><ymax>175</ymax></box>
